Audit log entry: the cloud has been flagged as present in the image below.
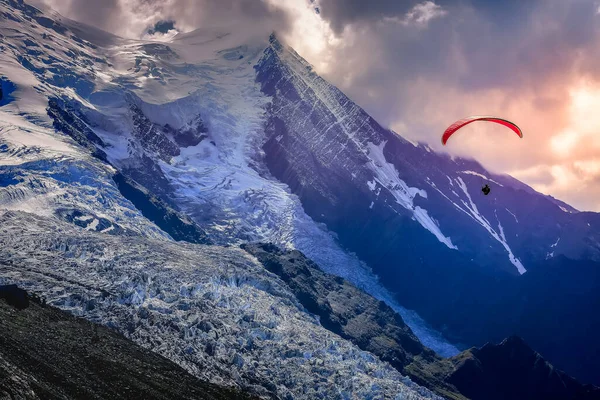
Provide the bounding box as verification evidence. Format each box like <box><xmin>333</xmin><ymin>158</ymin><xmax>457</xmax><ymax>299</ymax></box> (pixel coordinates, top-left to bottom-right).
<box><xmin>403</xmin><ymin>1</ymin><xmax>447</xmax><ymax>25</ymax></box>
<box><xmin>382</xmin><ymin>1</ymin><xmax>448</xmax><ymax>27</ymax></box>
<box><xmin>513</xmin><ymin>160</ymin><xmax>600</xmax><ymax>212</ymax></box>
<box><xmin>34</xmin><ymin>0</ymin><xmax>600</xmax><ymax>210</ymax></box>
<box><xmin>295</xmin><ymin>0</ymin><xmax>600</xmax><ymax>210</ymax></box>
<box><xmin>40</xmin><ymin>0</ymin><xmax>290</xmax><ymax>40</ymax></box>
<box><xmin>314</xmin><ymin>0</ymin><xmax>417</xmax><ymax>33</ymax></box>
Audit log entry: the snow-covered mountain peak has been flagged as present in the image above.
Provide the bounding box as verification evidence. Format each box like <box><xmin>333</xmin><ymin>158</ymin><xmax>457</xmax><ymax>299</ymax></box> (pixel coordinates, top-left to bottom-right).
<box><xmin>2</xmin><ymin>0</ymin><xmax>597</xmax><ymax>306</ymax></box>
<box><xmin>0</xmin><ymin>0</ymin><xmax>464</xmax><ymax>359</ymax></box>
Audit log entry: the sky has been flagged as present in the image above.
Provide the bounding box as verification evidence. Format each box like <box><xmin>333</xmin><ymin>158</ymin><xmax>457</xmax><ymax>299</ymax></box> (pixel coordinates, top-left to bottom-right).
<box><xmin>37</xmin><ymin>0</ymin><xmax>600</xmax><ymax>212</ymax></box>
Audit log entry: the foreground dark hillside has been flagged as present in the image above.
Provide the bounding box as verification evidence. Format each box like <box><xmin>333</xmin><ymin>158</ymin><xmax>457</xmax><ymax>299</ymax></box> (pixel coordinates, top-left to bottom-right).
<box><xmin>0</xmin><ymin>285</ymin><xmax>255</xmax><ymax>400</ymax></box>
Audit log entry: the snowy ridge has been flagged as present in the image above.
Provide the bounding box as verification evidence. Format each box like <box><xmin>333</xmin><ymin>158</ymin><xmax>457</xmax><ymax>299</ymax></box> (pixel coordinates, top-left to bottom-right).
<box><xmin>460</xmin><ymin>170</ymin><xmax>503</xmax><ymax>186</ymax></box>
<box><xmin>367</xmin><ymin>141</ymin><xmax>457</xmax><ymax>250</ymax></box>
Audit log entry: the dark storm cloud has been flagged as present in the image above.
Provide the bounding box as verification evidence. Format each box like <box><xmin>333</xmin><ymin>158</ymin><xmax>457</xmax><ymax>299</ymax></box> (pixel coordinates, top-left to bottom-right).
<box><xmin>147</xmin><ymin>20</ymin><xmax>176</xmax><ymax>35</ymax></box>
<box><xmin>316</xmin><ymin>0</ymin><xmax>536</xmax><ymax>34</ymax></box>
<box><xmin>320</xmin><ymin>0</ymin><xmax>600</xmax><ymax>94</ymax></box>
<box><xmin>316</xmin><ymin>0</ymin><xmax>417</xmax><ymax>33</ymax></box>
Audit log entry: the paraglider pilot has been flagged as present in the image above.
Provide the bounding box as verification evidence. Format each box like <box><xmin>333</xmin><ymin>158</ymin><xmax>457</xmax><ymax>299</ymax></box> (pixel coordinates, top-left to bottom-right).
<box><xmin>482</xmin><ymin>184</ymin><xmax>491</xmax><ymax>195</ymax></box>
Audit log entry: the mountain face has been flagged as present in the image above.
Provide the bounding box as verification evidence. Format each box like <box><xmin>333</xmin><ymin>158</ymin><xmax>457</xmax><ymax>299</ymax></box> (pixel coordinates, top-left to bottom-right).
<box><xmin>253</xmin><ymin>33</ymin><xmax>600</xmax><ymax>280</ymax></box>
<box><xmin>254</xmin><ymin>35</ymin><xmax>600</xmax><ymax>383</ymax></box>
<box><xmin>1</xmin><ymin>0</ymin><xmax>599</xmax><ymax>392</ymax></box>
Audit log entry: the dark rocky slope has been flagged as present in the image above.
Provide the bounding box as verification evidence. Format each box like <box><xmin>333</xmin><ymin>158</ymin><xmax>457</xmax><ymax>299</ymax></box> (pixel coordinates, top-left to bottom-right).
<box><xmin>459</xmin><ymin>255</ymin><xmax>600</xmax><ymax>387</ymax></box>
<box><xmin>438</xmin><ymin>336</ymin><xmax>600</xmax><ymax>400</ymax></box>
<box><xmin>0</xmin><ymin>285</ymin><xmax>255</xmax><ymax>400</ymax></box>
<box><xmin>112</xmin><ymin>172</ymin><xmax>212</xmax><ymax>245</ymax></box>
<box><xmin>241</xmin><ymin>243</ymin><xmax>465</xmax><ymax>399</ymax></box>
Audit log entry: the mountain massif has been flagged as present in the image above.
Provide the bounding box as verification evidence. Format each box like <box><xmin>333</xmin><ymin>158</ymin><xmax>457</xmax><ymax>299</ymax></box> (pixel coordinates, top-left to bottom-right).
<box><xmin>1</xmin><ymin>0</ymin><xmax>599</xmax><ymax>397</ymax></box>
<box><xmin>255</xmin><ymin>33</ymin><xmax>600</xmax><ymax>384</ymax></box>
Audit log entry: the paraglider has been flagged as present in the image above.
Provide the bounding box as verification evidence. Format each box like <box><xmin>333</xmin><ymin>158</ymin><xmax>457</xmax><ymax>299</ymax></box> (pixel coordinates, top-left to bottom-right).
<box><xmin>442</xmin><ymin>116</ymin><xmax>523</xmax><ymax>196</ymax></box>
<box><xmin>441</xmin><ymin>116</ymin><xmax>523</xmax><ymax>146</ymax></box>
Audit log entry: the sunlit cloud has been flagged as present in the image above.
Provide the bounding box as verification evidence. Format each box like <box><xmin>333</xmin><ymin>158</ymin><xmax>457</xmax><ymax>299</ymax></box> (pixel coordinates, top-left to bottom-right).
<box><xmin>34</xmin><ymin>0</ymin><xmax>600</xmax><ymax>211</ymax></box>
<box><xmin>269</xmin><ymin>0</ymin><xmax>342</xmax><ymax>73</ymax></box>
<box><xmin>382</xmin><ymin>1</ymin><xmax>448</xmax><ymax>27</ymax></box>
<box><xmin>515</xmin><ymin>161</ymin><xmax>600</xmax><ymax>212</ymax></box>
<box><xmin>551</xmin><ymin>81</ymin><xmax>600</xmax><ymax>158</ymax></box>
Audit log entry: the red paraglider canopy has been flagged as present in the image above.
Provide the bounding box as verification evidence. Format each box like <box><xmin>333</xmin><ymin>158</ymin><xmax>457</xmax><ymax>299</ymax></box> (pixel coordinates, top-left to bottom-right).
<box><xmin>441</xmin><ymin>116</ymin><xmax>523</xmax><ymax>145</ymax></box>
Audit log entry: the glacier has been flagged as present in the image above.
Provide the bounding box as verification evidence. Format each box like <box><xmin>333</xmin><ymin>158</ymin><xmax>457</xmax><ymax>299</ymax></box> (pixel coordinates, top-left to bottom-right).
<box><xmin>0</xmin><ymin>210</ymin><xmax>442</xmax><ymax>400</ymax></box>
<box><xmin>0</xmin><ymin>0</ymin><xmax>461</xmax><ymax>360</ymax></box>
